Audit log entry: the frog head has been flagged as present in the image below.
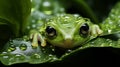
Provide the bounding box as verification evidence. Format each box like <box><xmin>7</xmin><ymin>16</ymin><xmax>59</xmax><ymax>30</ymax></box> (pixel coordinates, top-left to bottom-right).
<box><xmin>43</xmin><ymin>14</ymin><xmax>103</xmax><ymax>48</ymax></box>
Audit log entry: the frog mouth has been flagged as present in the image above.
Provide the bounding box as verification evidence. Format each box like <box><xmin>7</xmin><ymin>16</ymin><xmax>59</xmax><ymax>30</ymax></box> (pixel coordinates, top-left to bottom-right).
<box><xmin>63</xmin><ymin>39</ymin><xmax>73</xmax><ymax>48</ymax></box>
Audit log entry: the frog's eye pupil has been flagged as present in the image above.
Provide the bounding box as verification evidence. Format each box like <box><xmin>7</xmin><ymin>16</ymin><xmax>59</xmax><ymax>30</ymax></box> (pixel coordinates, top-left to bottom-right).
<box><xmin>79</xmin><ymin>23</ymin><xmax>89</xmax><ymax>36</ymax></box>
<box><xmin>46</xmin><ymin>26</ymin><xmax>56</xmax><ymax>37</ymax></box>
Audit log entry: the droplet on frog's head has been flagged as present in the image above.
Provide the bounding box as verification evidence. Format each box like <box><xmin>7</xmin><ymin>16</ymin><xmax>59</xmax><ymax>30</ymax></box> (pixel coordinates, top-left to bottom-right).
<box><xmin>19</xmin><ymin>43</ymin><xmax>27</xmax><ymax>51</ymax></box>
<box><xmin>7</xmin><ymin>44</ymin><xmax>16</xmax><ymax>52</ymax></box>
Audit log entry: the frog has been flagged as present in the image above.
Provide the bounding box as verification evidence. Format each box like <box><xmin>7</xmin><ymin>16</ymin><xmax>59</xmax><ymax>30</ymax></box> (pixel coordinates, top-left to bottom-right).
<box><xmin>30</xmin><ymin>14</ymin><xmax>103</xmax><ymax>49</ymax></box>
<box><xmin>0</xmin><ymin>0</ymin><xmax>120</xmax><ymax>66</ymax></box>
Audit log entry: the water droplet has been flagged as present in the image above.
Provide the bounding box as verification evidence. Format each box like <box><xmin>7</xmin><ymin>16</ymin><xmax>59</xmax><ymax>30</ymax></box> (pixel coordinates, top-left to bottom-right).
<box><xmin>52</xmin><ymin>48</ymin><xmax>55</xmax><ymax>52</ymax></box>
<box><xmin>7</xmin><ymin>45</ymin><xmax>16</xmax><ymax>52</ymax></box>
<box><xmin>1</xmin><ymin>52</ymin><xmax>7</xmax><ymax>54</ymax></box>
<box><xmin>1</xmin><ymin>52</ymin><xmax>8</xmax><ymax>57</ymax></box>
<box><xmin>108</xmin><ymin>21</ymin><xmax>113</xmax><ymax>24</ymax></box>
<box><xmin>108</xmin><ymin>30</ymin><xmax>112</xmax><ymax>33</ymax></box>
<box><xmin>32</xmin><ymin>24</ymin><xmax>36</xmax><ymax>28</ymax></box>
<box><xmin>1</xmin><ymin>52</ymin><xmax>9</xmax><ymax>58</ymax></box>
<box><xmin>19</xmin><ymin>43</ymin><xmax>27</xmax><ymax>51</ymax></box>
<box><xmin>53</xmin><ymin>57</ymin><xmax>57</xmax><ymax>60</ymax></box>
<box><xmin>74</xmin><ymin>14</ymin><xmax>79</xmax><ymax>17</ymax></box>
<box><xmin>3</xmin><ymin>55</ymin><xmax>9</xmax><ymax>59</ymax></box>
<box><xmin>43</xmin><ymin>1</ymin><xmax>51</xmax><ymax>7</ymax></box>
<box><xmin>31</xmin><ymin>8</ymin><xmax>35</xmax><ymax>12</ymax></box>
<box><xmin>90</xmin><ymin>42</ymin><xmax>95</xmax><ymax>46</ymax></box>
<box><xmin>32</xmin><ymin>53</ymin><xmax>41</xmax><ymax>59</ymax></box>
<box><xmin>108</xmin><ymin>43</ymin><xmax>113</xmax><ymax>47</ymax></box>
<box><xmin>65</xmin><ymin>53</ymin><xmax>69</xmax><ymax>56</ymax></box>
<box><xmin>23</xmin><ymin>36</ymin><xmax>29</xmax><ymax>41</ymax></box>
<box><xmin>14</xmin><ymin>54</ymin><xmax>25</xmax><ymax>61</ymax></box>
<box><xmin>91</xmin><ymin>42</ymin><xmax>95</xmax><ymax>44</ymax></box>
<box><xmin>41</xmin><ymin>48</ymin><xmax>45</xmax><ymax>51</ymax></box>
<box><xmin>48</xmin><ymin>54</ymin><xmax>53</xmax><ymax>57</ymax></box>
<box><xmin>32</xmin><ymin>20</ymin><xmax>35</xmax><ymax>23</ymax></box>
<box><xmin>65</xmin><ymin>16</ymin><xmax>70</xmax><ymax>19</ymax></box>
<box><xmin>27</xmin><ymin>26</ymin><xmax>30</xmax><ymax>30</ymax></box>
<box><xmin>67</xmin><ymin>49</ymin><xmax>72</xmax><ymax>53</ymax></box>
<box><xmin>43</xmin><ymin>51</ymin><xmax>47</xmax><ymax>54</ymax></box>
<box><xmin>101</xmin><ymin>43</ymin><xmax>105</xmax><ymax>47</ymax></box>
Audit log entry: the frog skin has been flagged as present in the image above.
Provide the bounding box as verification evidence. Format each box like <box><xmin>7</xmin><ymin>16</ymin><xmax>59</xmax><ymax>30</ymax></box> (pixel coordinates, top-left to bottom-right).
<box><xmin>30</xmin><ymin>14</ymin><xmax>103</xmax><ymax>48</ymax></box>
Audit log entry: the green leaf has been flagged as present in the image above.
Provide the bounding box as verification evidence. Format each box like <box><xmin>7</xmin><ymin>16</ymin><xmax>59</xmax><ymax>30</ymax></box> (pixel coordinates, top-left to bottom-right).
<box><xmin>1</xmin><ymin>37</ymin><xmax>120</xmax><ymax>65</ymax></box>
<box><xmin>0</xmin><ymin>38</ymin><xmax>57</xmax><ymax>65</ymax></box>
<box><xmin>0</xmin><ymin>0</ymin><xmax>31</xmax><ymax>36</ymax></box>
<box><xmin>100</xmin><ymin>2</ymin><xmax>120</xmax><ymax>35</ymax></box>
<box><xmin>84</xmin><ymin>37</ymin><xmax>120</xmax><ymax>48</ymax></box>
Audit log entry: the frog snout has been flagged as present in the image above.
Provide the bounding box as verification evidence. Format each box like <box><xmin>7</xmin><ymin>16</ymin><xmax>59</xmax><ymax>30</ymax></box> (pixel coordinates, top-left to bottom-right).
<box><xmin>62</xmin><ymin>34</ymin><xmax>74</xmax><ymax>48</ymax></box>
<box><xmin>63</xmin><ymin>38</ymin><xmax>73</xmax><ymax>48</ymax></box>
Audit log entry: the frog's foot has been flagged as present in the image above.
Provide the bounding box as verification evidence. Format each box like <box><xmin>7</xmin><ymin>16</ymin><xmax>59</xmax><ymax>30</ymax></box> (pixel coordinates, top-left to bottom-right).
<box><xmin>30</xmin><ymin>31</ymin><xmax>46</xmax><ymax>48</ymax></box>
<box><xmin>90</xmin><ymin>24</ymin><xmax>103</xmax><ymax>39</ymax></box>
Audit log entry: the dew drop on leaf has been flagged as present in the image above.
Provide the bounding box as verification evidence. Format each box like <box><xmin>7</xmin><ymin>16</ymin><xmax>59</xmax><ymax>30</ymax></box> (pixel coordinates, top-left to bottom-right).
<box><xmin>32</xmin><ymin>24</ymin><xmax>36</xmax><ymax>28</ymax></box>
<box><xmin>32</xmin><ymin>20</ymin><xmax>35</xmax><ymax>23</ymax></box>
<box><xmin>0</xmin><ymin>52</ymin><xmax>9</xmax><ymax>59</ymax></box>
<box><xmin>66</xmin><ymin>49</ymin><xmax>72</xmax><ymax>53</ymax></box>
<box><xmin>48</xmin><ymin>54</ymin><xmax>53</xmax><ymax>57</ymax></box>
<box><xmin>14</xmin><ymin>54</ymin><xmax>25</xmax><ymax>61</ymax></box>
<box><xmin>51</xmin><ymin>48</ymin><xmax>55</xmax><ymax>52</ymax></box>
<box><xmin>19</xmin><ymin>43</ymin><xmax>27</xmax><ymax>51</ymax></box>
<box><xmin>53</xmin><ymin>57</ymin><xmax>57</xmax><ymax>60</ymax></box>
<box><xmin>107</xmin><ymin>30</ymin><xmax>112</xmax><ymax>34</ymax></box>
<box><xmin>7</xmin><ymin>44</ymin><xmax>16</xmax><ymax>52</ymax></box>
<box><xmin>31</xmin><ymin>53</ymin><xmax>41</xmax><ymax>59</ymax></box>
<box><xmin>3</xmin><ymin>55</ymin><xmax>9</xmax><ymax>59</ymax></box>
<box><xmin>27</xmin><ymin>26</ymin><xmax>30</xmax><ymax>30</ymax></box>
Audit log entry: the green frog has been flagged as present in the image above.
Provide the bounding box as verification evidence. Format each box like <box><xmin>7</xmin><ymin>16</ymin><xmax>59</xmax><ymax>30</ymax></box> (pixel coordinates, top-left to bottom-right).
<box><xmin>0</xmin><ymin>0</ymin><xmax>120</xmax><ymax>65</ymax></box>
<box><xmin>30</xmin><ymin>14</ymin><xmax>103</xmax><ymax>48</ymax></box>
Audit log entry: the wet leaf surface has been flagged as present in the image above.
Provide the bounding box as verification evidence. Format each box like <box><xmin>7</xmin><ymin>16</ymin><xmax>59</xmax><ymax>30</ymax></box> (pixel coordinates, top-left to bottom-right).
<box><xmin>100</xmin><ymin>2</ymin><xmax>120</xmax><ymax>35</ymax></box>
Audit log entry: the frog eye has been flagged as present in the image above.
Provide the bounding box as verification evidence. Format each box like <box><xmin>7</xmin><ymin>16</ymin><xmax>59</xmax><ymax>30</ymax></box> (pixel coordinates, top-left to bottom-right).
<box><xmin>45</xmin><ymin>26</ymin><xmax>56</xmax><ymax>37</ymax></box>
<box><xmin>79</xmin><ymin>23</ymin><xmax>89</xmax><ymax>36</ymax></box>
